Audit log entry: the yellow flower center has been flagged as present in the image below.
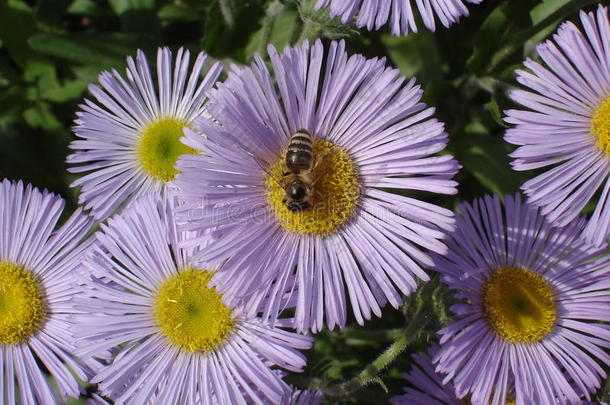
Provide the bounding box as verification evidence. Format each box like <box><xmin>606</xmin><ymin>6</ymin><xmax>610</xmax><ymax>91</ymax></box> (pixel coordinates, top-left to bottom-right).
<box><xmin>0</xmin><ymin>262</ymin><xmax>46</xmax><ymax>344</ymax></box>
<box><xmin>265</xmin><ymin>140</ymin><xmax>360</xmax><ymax>236</ymax></box>
<box><xmin>591</xmin><ymin>96</ymin><xmax>610</xmax><ymax>156</ymax></box>
<box><xmin>482</xmin><ymin>267</ymin><xmax>556</xmax><ymax>343</ymax></box>
<box><xmin>153</xmin><ymin>269</ymin><xmax>235</xmax><ymax>353</ymax></box>
<box><xmin>137</xmin><ymin>117</ymin><xmax>196</xmax><ymax>182</ymax></box>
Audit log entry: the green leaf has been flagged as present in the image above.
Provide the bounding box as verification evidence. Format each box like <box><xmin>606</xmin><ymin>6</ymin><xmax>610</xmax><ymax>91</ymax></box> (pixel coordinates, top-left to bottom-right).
<box><xmin>67</xmin><ymin>0</ymin><xmax>104</xmax><ymax>16</ymax></box>
<box><xmin>370</xmin><ymin>377</ymin><xmax>388</xmax><ymax>394</ymax></box>
<box><xmin>245</xmin><ymin>1</ymin><xmax>299</xmax><ymax>58</ymax></box>
<box><xmin>108</xmin><ymin>0</ymin><xmax>153</xmax><ymax>15</ymax></box>
<box><xmin>530</xmin><ymin>0</ymin><xmax>571</xmax><ymax>24</ymax></box>
<box><xmin>270</xmin><ymin>7</ymin><xmax>301</xmax><ymax>47</ymax></box>
<box><xmin>467</xmin><ymin>0</ymin><xmax>533</xmax><ymax>75</ymax></box>
<box><xmin>0</xmin><ymin>0</ymin><xmax>37</xmax><ymax>68</ymax></box>
<box><xmin>527</xmin><ymin>0</ymin><xmax>584</xmax><ymax>48</ymax></box>
<box><xmin>158</xmin><ymin>3</ymin><xmax>200</xmax><ymax>21</ymax></box>
<box><xmin>219</xmin><ymin>0</ymin><xmax>237</xmax><ymax>29</ymax></box>
<box><xmin>0</xmin><ymin>50</ymin><xmax>20</xmax><ymax>84</ymax></box>
<box><xmin>297</xmin><ymin>0</ymin><xmax>358</xmax><ymax>42</ymax></box>
<box><xmin>24</xmin><ymin>59</ymin><xmax>58</xmax><ymax>87</ymax></box>
<box><xmin>468</xmin><ymin>0</ymin><xmax>599</xmax><ymax>76</ymax></box>
<box><xmin>28</xmin><ymin>32</ymin><xmax>155</xmax><ymax>69</ymax></box>
<box><xmin>43</xmin><ymin>79</ymin><xmax>88</xmax><ymax>102</ymax></box>
<box><xmin>381</xmin><ymin>31</ymin><xmax>444</xmax><ymax>84</ymax></box>
<box><xmin>454</xmin><ymin>133</ymin><xmax>522</xmax><ymax>195</ymax></box>
<box><xmin>108</xmin><ymin>0</ymin><xmax>160</xmax><ymax>36</ymax></box>
<box><xmin>0</xmin><ymin>85</ymin><xmax>24</xmax><ymax>128</ymax></box>
<box><xmin>202</xmin><ymin>2</ymin><xmax>266</xmax><ymax>61</ymax></box>
<box><xmin>72</xmin><ymin>65</ymin><xmax>107</xmax><ymax>83</ymax></box>
<box><xmin>202</xmin><ymin>3</ymin><xmax>225</xmax><ymax>53</ymax></box>
<box><xmin>484</xmin><ymin>99</ymin><xmax>506</xmax><ymax>128</ymax></box>
<box><xmin>23</xmin><ymin>102</ymin><xmax>62</xmax><ymax>132</ymax></box>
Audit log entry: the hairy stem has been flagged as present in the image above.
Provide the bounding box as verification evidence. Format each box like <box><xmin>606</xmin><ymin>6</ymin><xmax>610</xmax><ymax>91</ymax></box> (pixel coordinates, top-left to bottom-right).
<box><xmin>318</xmin><ymin>289</ymin><xmax>430</xmax><ymax>397</ymax></box>
<box><xmin>297</xmin><ymin>0</ymin><xmax>323</xmax><ymax>42</ymax></box>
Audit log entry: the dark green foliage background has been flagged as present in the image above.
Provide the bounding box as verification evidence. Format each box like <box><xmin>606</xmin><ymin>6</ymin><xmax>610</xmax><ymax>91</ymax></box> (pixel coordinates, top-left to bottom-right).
<box><xmin>0</xmin><ymin>0</ymin><xmax>606</xmax><ymax>403</ymax></box>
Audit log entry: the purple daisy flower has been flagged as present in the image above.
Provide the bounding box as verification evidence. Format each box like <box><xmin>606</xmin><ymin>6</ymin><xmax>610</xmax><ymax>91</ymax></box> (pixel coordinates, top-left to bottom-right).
<box><xmin>284</xmin><ymin>387</ymin><xmax>324</xmax><ymax>405</ymax></box>
<box><xmin>73</xmin><ymin>194</ymin><xmax>312</xmax><ymax>404</ymax></box>
<box><xmin>315</xmin><ymin>0</ymin><xmax>482</xmax><ymax>36</ymax></box>
<box><xmin>505</xmin><ymin>5</ymin><xmax>610</xmax><ymax>247</ymax></box>
<box><xmin>435</xmin><ymin>194</ymin><xmax>610</xmax><ymax>405</ymax></box>
<box><xmin>391</xmin><ymin>345</ymin><xmax>463</xmax><ymax>405</ymax></box>
<box><xmin>0</xmin><ymin>179</ymin><xmax>94</xmax><ymax>404</ymax></box>
<box><xmin>67</xmin><ymin>47</ymin><xmax>222</xmax><ymax>220</ymax></box>
<box><xmin>173</xmin><ymin>39</ymin><xmax>459</xmax><ymax>333</ymax></box>
<box><xmin>391</xmin><ymin>345</ymin><xmax>609</xmax><ymax>404</ymax></box>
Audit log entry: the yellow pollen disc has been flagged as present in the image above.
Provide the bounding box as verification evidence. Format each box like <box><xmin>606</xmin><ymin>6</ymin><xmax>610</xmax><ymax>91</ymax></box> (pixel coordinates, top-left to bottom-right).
<box><xmin>153</xmin><ymin>269</ymin><xmax>235</xmax><ymax>353</ymax></box>
<box><xmin>0</xmin><ymin>262</ymin><xmax>46</xmax><ymax>344</ymax></box>
<box><xmin>591</xmin><ymin>97</ymin><xmax>610</xmax><ymax>156</ymax></box>
<box><xmin>266</xmin><ymin>140</ymin><xmax>360</xmax><ymax>236</ymax></box>
<box><xmin>137</xmin><ymin>117</ymin><xmax>196</xmax><ymax>182</ymax></box>
<box><xmin>482</xmin><ymin>267</ymin><xmax>556</xmax><ymax>343</ymax></box>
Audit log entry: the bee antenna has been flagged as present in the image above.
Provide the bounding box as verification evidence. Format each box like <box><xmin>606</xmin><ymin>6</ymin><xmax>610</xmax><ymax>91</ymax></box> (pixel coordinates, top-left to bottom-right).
<box><xmin>253</xmin><ymin>155</ymin><xmax>282</xmax><ymax>187</ymax></box>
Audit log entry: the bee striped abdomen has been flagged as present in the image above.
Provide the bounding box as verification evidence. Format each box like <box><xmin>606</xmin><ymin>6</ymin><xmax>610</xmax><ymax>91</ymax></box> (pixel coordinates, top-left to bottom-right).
<box><xmin>285</xmin><ymin>130</ymin><xmax>313</xmax><ymax>172</ymax></box>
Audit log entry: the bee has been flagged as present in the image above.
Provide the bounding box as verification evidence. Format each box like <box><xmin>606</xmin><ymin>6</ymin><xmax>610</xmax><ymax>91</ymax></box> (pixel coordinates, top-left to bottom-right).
<box><xmin>254</xmin><ymin>129</ymin><xmax>332</xmax><ymax>212</ymax></box>
<box><xmin>282</xmin><ymin>130</ymin><xmax>316</xmax><ymax>212</ymax></box>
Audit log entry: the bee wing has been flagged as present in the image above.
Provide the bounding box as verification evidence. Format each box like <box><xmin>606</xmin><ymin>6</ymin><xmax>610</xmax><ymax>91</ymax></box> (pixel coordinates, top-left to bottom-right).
<box><xmin>311</xmin><ymin>148</ymin><xmax>335</xmax><ymax>186</ymax></box>
<box><xmin>253</xmin><ymin>155</ymin><xmax>283</xmax><ymax>187</ymax></box>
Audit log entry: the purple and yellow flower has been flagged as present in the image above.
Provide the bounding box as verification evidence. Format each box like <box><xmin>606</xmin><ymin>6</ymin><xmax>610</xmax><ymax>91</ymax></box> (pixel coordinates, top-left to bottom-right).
<box><xmin>284</xmin><ymin>387</ymin><xmax>324</xmax><ymax>405</ymax></box>
<box><xmin>173</xmin><ymin>39</ymin><xmax>459</xmax><ymax>333</ymax></box>
<box><xmin>67</xmin><ymin>47</ymin><xmax>222</xmax><ymax>220</ymax></box>
<box><xmin>315</xmin><ymin>0</ymin><xmax>482</xmax><ymax>36</ymax></box>
<box><xmin>0</xmin><ymin>179</ymin><xmax>94</xmax><ymax>404</ymax></box>
<box><xmin>391</xmin><ymin>345</ymin><xmax>462</xmax><ymax>405</ymax></box>
<box><xmin>505</xmin><ymin>5</ymin><xmax>610</xmax><ymax>247</ymax></box>
<box><xmin>73</xmin><ymin>194</ymin><xmax>312</xmax><ymax>404</ymax></box>
<box><xmin>435</xmin><ymin>194</ymin><xmax>610</xmax><ymax>405</ymax></box>
<box><xmin>392</xmin><ymin>345</ymin><xmax>608</xmax><ymax>404</ymax></box>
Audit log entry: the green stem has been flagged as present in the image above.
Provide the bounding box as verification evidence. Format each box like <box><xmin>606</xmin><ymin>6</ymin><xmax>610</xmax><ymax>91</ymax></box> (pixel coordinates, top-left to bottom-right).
<box><xmin>297</xmin><ymin>0</ymin><xmax>323</xmax><ymax>43</ymax></box>
<box><xmin>297</xmin><ymin>16</ymin><xmax>322</xmax><ymax>43</ymax></box>
<box><xmin>318</xmin><ymin>296</ymin><xmax>429</xmax><ymax>397</ymax></box>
